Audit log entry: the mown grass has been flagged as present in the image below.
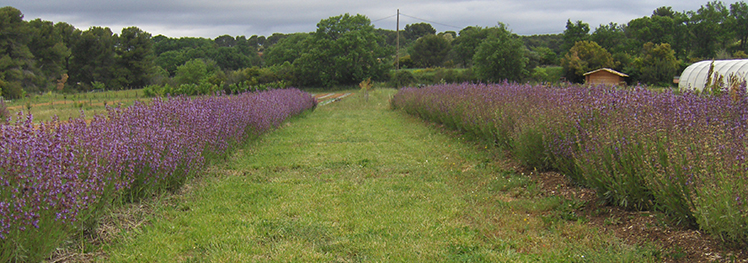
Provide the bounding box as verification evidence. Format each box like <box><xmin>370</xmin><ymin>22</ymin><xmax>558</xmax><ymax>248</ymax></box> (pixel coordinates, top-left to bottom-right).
<box><xmin>3</xmin><ymin>89</ymin><xmax>147</xmax><ymax>123</ymax></box>
<box><xmin>102</xmin><ymin>88</ymin><xmax>663</xmax><ymax>262</ymax></box>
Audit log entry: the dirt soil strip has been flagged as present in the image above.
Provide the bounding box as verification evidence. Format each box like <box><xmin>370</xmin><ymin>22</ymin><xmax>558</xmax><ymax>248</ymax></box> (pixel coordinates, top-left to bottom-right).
<box><xmin>313</xmin><ymin>93</ymin><xmax>352</xmax><ymax>106</ymax></box>
<box><xmin>314</xmin><ymin>93</ymin><xmax>336</xmax><ymax>100</ymax></box>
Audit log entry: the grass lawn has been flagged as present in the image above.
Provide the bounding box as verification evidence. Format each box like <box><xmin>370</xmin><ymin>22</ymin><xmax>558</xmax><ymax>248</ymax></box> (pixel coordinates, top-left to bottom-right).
<box><xmin>102</xmin><ymin>88</ymin><xmax>662</xmax><ymax>262</ymax></box>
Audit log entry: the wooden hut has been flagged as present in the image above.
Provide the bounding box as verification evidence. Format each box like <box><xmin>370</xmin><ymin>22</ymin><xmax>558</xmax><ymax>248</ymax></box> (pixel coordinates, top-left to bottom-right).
<box><xmin>583</xmin><ymin>68</ymin><xmax>628</xmax><ymax>86</ymax></box>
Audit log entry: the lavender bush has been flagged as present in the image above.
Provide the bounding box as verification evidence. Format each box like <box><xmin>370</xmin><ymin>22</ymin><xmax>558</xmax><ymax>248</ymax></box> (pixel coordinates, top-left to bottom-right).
<box><xmin>0</xmin><ymin>88</ymin><xmax>316</xmax><ymax>262</ymax></box>
<box><xmin>392</xmin><ymin>83</ymin><xmax>748</xmax><ymax>247</ymax></box>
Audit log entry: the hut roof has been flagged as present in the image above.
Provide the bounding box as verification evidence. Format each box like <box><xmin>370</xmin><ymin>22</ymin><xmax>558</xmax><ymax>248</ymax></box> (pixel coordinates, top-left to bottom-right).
<box><xmin>583</xmin><ymin>68</ymin><xmax>629</xmax><ymax>77</ymax></box>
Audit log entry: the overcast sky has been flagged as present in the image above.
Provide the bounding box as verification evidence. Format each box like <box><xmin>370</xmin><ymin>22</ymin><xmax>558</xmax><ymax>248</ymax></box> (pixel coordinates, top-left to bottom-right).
<box><xmin>4</xmin><ymin>0</ymin><xmax>743</xmax><ymax>39</ymax></box>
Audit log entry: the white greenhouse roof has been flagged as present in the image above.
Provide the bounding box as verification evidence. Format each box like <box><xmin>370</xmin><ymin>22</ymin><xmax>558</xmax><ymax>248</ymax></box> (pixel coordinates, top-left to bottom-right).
<box><xmin>679</xmin><ymin>59</ymin><xmax>748</xmax><ymax>91</ymax></box>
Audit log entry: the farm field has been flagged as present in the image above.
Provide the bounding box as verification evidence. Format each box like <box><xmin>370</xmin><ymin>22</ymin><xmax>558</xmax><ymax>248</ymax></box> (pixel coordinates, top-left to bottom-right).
<box><xmin>100</xmin><ymin>88</ymin><xmax>669</xmax><ymax>262</ymax></box>
<box><xmin>2</xmin><ymin>89</ymin><xmax>148</xmax><ymax>123</ymax></box>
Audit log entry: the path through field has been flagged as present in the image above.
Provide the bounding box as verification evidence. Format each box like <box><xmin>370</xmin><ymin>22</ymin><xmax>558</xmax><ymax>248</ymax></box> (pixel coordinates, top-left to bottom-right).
<box><xmin>104</xmin><ymin>89</ymin><xmax>659</xmax><ymax>262</ymax></box>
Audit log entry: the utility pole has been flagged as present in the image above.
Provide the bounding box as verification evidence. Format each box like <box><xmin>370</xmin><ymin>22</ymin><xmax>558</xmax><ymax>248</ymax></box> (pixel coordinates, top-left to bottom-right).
<box><xmin>396</xmin><ymin>9</ymin><xmax>400</xmax><ymax>71</ymax></box>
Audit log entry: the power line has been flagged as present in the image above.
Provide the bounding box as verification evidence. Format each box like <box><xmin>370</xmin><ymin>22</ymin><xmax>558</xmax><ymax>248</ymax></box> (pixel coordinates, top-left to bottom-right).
<box><xmin>372</xmin><ymin>14</ymin><xmax>397</xmax><ymax>23</ymax></box>
<box><xmin>399</xmin><ymin>13</ymin><xmax>462</xmax><ymax>29</ymax></box>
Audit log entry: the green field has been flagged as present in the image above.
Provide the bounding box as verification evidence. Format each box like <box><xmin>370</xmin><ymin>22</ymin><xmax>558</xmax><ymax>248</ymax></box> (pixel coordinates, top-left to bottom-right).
<box><xmin>2</xmin><ymin>89</ymin><xmax>148</xmax><ymax>123</ymax></box>
<box><xmin>100</xmin><ymin>88</ymin><xmax>662</xmax><ymax>262</ymax></box>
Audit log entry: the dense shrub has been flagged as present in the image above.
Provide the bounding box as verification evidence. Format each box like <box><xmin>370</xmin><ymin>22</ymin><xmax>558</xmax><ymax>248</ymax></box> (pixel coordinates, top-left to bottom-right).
<box><xmin>391</xmin><ymin>68</ymin><xmax>477</xmax><ymax>88</ymax></box>
<box><xmin>1</xmin><ymin>81</ymin><xmax>24</xmax><ymax>100</ymax></box>
<box><xmin>391</xmin><ymin>70</ymin><xmax>417</xmax><ymax>88</ymax></box>
<box><xmin>392</xmin><ymin>83</ymin><xmax>748</xmax><ymax>247</ymax></box>
<box><xmin>144</xmin><ymin>64</ymin><xmax>294</xmax><ymax>97</ymax></box>
<box><xmin>0</xmin><ymin>88</ymin><xmax>316</xmax><ymax>262</ymax></box>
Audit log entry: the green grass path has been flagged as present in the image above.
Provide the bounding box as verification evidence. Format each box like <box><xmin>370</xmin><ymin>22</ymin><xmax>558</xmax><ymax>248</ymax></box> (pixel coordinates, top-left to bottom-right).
<box><xmin>105</xmin><ymin>89</ymin><xmax>659</xmax><ymax>262</ymax></box>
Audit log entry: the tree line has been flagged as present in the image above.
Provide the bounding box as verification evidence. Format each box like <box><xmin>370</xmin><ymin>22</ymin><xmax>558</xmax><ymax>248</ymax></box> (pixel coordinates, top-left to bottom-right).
<box><xmin>557</xmin><ymin>1</ymin><xmax>748</xmax><ymax>85</ymax></box>
<box><xmin>396</xmin><ymin>1</ymin><xmax>748</xmax><ymax>86</ymax></box>
<box><xmin>2</xmin><ymin>1</ymin><xmax>747</xmax><ymax>99</ymax></box>
<box><xmin>1</xmin><ymin>7</ymin><xmax>157</xmax><ymax>99</ymax></box>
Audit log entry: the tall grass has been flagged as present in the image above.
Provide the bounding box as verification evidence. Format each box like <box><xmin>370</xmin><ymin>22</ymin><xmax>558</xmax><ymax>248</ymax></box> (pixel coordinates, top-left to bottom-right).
<box><xmin>391</xmin><ymin>82</ymin><xmax>748</xmax><ymax>247</ymax></box>
<box><xmin>0</xmin><ymin>99</ymin><xmax>7</xmax><ymax>124</ymax></box>
<box><xmin>0</xmin><ymin>89</ymin><xmax>316</xmax><ymax>262</ymax></box>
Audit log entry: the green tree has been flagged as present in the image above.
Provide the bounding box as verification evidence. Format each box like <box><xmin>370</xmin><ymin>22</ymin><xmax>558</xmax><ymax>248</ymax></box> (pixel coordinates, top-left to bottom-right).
<box><xmin>69</xmin><ymin>26</ymin><xmax>117</xmax><ymax>90</ymax></box>
<box><xmin>374</xmin><ymin>28</ymin><xmax>399</xmax><ymax>46</ymax></box>
<box><xmin>264</xmin><ymin>33</ymin><xmax>287</xmax><ymax>48</ymax></box>
<box><xmin>54</xmin><ymin>22</ymin><xmax>79</xmax><ymax>68</ymax></box>
<box><xmin>211</xmin><ymin>47</ymin><xmax>252</xmax><ymax>71</ymax></box>
<box><xmin>410</xmin><ymin>34</ymin><xmax>450</xmax><ymax>68</ymax></box>
<box><xmin>234</xmin><ymin>35</ymin><xmax>261</xmax><ymax>66</ymax></box>
<box><xmin>643</xmin><ymin>6</ymin><xmax>692</xmax><ymax>58</ymax></box>
<box><xmin>562</xmin><ymin>20</ymin><xmax>590</xmax><ymax>52</ymax></box>
<box><xmin>0</xmin><ymin>7</ymin><xmax>37</xmax><ymax>98</ymax></box>
<box><xmin>403</xmin><ymin>22</ymin><xmax>436</xmax><ymax>41</ymax></box>
<box><xmin>560</xmin><ymin>40</ymin><xmax>616</xmax><ymax>83</ymax></box>
<box><xmin>730</xmin><ymin>2</ymin><xmax>748</xmax><ymax>51</ymax></box>
<box><xmin>155</xmin><ymin>50</ymin><xmax>186</xmax><ymax>76</ymax></box>
<box><xmin>653</xmin><ymin>6</ymin><xmax>678</xmax><ymax>17</ymax></box>
<box><xmin>117</xmin><ymin>26</ymin><xmax>154</xmax><ymax>89</ymax></box>
<box><xmin>214</xmin><ymin>35</ymin><xmax>236</xmax><ymax>47</ymax></box>
<box><xmin>632</xmin><ymin>42</ymin><xmax>680</xmax><ymax>85</ymax></box>
<box><xmin>453</xmin><ymin>26</ymin><xmax>502</xmax><ymax>67</ymax></box>
<box><xmin>472</xmin><ymin>24</ymin><xmax>529</xmax><ymax>83</ymax></box>
<box><xmin>27</xmin><ymin>19</ymin><xmax>70</xmax><ymax>90</ymax></box>
<box><xmin>591</xmin><ymin>22</ymin><xmax>628</xmax><ymax>54</ymax></box>
<box><xmin>688</xmin><ymin>1</ymin><xmax>731</xmax><ymax>58</ymax></box>
<box><xmin>626</xmin><ymin>16</ymin><xmax>676</xmax><ymax>50</ymax></box>
<box><xmin>264</xmin><ymin>33</ymin><xmax>311</xmax><ymax>66</ymax></box>
<box><xmin>153</xmin><ymin>37</ymin><xmax>213</xmax><ymax>56</ymax></box>
<box><xmin>293</xmin><ymin>14</ymin><xmax>391</xmax><ymax>87</ymax></box>
<box><xmin>522</xmin><ymin>34</ymin><xmax>564</xmax><ymax>55</ymax></box>
<box><xmin>175</xmin><ymin>58</ymin><xmax>219</xmax><ymax>85</ymax></box>
<box><xmin>257</xmin><ymin>36</ymin><xmax>266</xmax><ymax>47</ymax></box>
<box><xmin>529</xmin><ymin>46</ymin><xmax>558</xmax><ymax>66</ymax></box>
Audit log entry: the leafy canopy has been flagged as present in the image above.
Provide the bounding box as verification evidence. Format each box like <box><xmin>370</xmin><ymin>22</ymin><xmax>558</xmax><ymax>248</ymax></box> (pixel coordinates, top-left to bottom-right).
<box><xmin>561</xmin><ymin>40</ymin><xmax>616</xmax><ymax>83</ymax></box>
<box><xmin>410</xmin><ymin>34</ymin><xmax>450</xmax><ymax>68</ymax></box>
<box><xmin>293</xmin><ymin>14</ymin><xmax>391</xmax><ymax>87</ymax></box>
<box><xmin>632</xmin><ymin>42</ymin><xmax>680</xmax><ymax>86</ymax></box>
<box><xmin>472</xmin><ymin>24</ymin><xmax>529</xmax><ymax>83</ymax></box>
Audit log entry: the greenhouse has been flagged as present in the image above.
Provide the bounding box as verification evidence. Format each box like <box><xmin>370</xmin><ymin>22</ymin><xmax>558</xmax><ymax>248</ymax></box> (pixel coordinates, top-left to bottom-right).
<box><xmin>678</xmin><ymin>59</ymin><xmax>748</xmax><ymax>91</ymax></box>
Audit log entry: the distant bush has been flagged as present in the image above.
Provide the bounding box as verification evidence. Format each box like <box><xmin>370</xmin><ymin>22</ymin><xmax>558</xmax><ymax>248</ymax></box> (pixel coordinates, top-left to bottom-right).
<box><xmin>397</xmin><ymin>55</ymin><xmax>415</xmax><ymax>69</ymax></box>
<box><xmin>531</xmin><ymin>66</ymin><xmax>563</xmax><ymax>83</ymax></box>
<box><xmin>391</xmin><ymin>70</ymin><xmax>416</xmax><ymax>88</ymax></box>
<box><xmin>1</xmin><ymin>81</ymin><xmax>24</xmax><ymax>100</ymax></box>
<box><xmin>433</xmin><ymin>68</ymin><xmax>477</xmax><ymax>84</ymax></box>
<box><xmin>145</xmin><ymin>63</ymin><xmax>296</xmax><ymax>97</ymax></box>
<box><xmin>391</xmin><ymin>68</ymin><xmax>477</xmax><ymax>88</ymax></box>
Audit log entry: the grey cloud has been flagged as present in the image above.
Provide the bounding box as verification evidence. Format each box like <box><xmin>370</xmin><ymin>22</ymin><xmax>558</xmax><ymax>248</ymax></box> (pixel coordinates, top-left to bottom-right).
<box><xmin>3</xmin><ymin>0</ymin><xmax>741</xmax><ymax>38</ymax></box>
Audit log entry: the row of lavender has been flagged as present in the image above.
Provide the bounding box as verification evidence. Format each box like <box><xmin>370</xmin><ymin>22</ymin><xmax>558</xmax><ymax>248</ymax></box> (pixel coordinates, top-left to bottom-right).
<box><xmin>0</xmin><ymin>89</ymin><xmax>316</xmax><ymax>261</ymax></box>
<box><xmin>391</xmin><ymin>83</ymin><xmax>747</xmax><ymax>247</ymax></box>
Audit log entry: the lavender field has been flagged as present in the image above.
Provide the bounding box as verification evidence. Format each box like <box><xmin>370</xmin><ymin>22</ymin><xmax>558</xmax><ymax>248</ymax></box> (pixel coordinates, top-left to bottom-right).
<box><xmin>391</xmin><ymin>83</ymin><xmax>748</xmax><ymax>247</ymax></box>
<box><xmin>0</xmin><ymin>89</ymin><xmax>316</xmax><ymax>262</ymax></box>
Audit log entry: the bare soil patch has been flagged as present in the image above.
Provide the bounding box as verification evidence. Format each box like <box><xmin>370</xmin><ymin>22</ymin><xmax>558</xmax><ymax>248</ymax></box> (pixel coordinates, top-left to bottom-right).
<box><xmin>312</xmin><ymin>93</ymin><xmax>352</xmax><ymax>105</ymax></box>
